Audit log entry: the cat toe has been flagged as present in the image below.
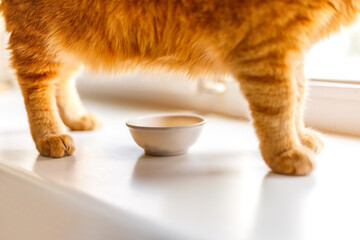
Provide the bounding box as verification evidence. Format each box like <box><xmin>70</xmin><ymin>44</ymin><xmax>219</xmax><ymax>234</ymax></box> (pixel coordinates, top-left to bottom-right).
<box><xmin>36</xmin><ymin>134</ymin><xmax>75</xmax><ymax>158</ymax></box>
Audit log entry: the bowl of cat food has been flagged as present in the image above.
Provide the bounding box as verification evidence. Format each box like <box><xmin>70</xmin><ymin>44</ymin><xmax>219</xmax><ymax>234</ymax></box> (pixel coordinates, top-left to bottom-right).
<box><xmin>126</xmin><ymin>113</ymin><xmax>206</xmax><ymax>156</ymax></box>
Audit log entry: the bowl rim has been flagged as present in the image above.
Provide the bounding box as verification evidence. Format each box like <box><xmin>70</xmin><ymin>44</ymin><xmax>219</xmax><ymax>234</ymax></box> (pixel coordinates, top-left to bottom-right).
<box><xmin>126</xmin><ymin>113</ymin><xmax>207</xmax><ymax>130</ymax></box>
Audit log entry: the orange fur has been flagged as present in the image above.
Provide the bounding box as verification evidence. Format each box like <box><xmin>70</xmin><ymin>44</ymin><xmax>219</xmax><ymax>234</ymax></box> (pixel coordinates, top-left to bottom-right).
<box><xmin>1</xmin><ymin>0</ymin><xmax>359</xmax><ymax>174</ymax></box>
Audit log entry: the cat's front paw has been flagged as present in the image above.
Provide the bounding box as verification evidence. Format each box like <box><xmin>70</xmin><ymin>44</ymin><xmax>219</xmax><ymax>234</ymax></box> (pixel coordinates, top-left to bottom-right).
<box><xmin>267</xmin><ymin>146</ymin><xmax>315</xmax><ymax>175</ymax></box>
<box><xmin>67</xmin><ymin>113</ymin><xmax>102</xmax><ymax>131</ymax></box>
<box><xmin>299</xmin><ymin>129</ymin><xmax>324</xmax><ymax>153</ymax></box>
<box><xmin>36</xmin><ymin>134</ymin><xmax>75</xmax><ymax>158</ymax></box>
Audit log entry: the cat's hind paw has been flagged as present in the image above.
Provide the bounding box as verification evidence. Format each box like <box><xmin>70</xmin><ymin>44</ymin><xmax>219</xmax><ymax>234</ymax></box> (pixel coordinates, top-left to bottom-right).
<box><xmin>299</xmin><ymin>129</ymin><xmax>324</xmax><ymax>153</ymax></box>
<box><xmin>267</xmin><ymin>146</ymin><xmax>315</xmax><ymax>175</ymax></box>
<box><xmin>66</xmin><ymin>113</ymin><xmax>102</xmax><ymax>131</ymax></box>
<box><xmin>36</xmin><ymin>134</ymin><xmax>75</xmax><ymax>158</ymax></box>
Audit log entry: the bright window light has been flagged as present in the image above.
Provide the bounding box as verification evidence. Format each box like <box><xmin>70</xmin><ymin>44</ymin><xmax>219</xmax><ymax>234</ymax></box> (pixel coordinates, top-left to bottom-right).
<box><xmin>305</xmin><ymin>19</ymin><xmax>360</xmax><ymax>82</ymax></box>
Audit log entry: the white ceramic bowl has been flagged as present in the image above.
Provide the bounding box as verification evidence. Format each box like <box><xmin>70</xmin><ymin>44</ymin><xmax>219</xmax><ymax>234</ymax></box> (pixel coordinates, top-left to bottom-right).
<box><xmin>126</xmin><ymin>113</ymin><xmax>206</xmax><ymax>156</ymax></box>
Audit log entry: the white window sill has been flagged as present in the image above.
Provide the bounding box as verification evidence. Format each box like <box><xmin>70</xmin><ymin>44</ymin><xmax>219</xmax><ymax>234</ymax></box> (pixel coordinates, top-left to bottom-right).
<box><xmin>1</xmin><ymin>90</ymin><xmax>360</xmax><ymax>240</ymax></box>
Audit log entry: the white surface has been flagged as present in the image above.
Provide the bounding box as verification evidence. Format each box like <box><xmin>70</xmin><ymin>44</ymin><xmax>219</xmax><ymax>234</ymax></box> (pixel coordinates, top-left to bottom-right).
<box><xmin>1</xmin><ymin>90</ymin><xmax>360</xmax><ymax>240</ymax></box>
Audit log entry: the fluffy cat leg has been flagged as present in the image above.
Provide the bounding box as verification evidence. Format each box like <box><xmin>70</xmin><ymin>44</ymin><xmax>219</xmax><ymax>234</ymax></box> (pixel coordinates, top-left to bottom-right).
<box><xmin>15</xmin><ymin>67</ymin><xmax>75</xmax><ymax>158</ymax></box>
<box><xmin>55</xmin><ymin>68</ymin><xmax>101</xmax><ymax>131</ymax></box>
<box><xmin>8</xmin><ymin>29</ymin><xmax>75</xmax><ymax>157</ymax></box>
<box><xmin>295</xmin><ymin>63</ymin><xmax>324</xmax><ymax>153</ymax></box>
<box><xmin>235</xmin><ymin>64</ymin><xmax>315</xmax><ymax>175</ymax></box>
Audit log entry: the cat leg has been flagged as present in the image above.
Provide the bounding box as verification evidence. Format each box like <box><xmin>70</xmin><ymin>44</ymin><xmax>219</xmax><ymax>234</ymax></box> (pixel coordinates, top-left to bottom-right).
<box><xmin>294</xmin><ymin>63</ymin><xmax>324</xmax><ymax>153</ymax></box>
<box><xmin>8</xmin><ymin>29</ymin><xmax>75</xmax><ymax>157</ymax></box>
<box><xmin>55</xmin><ymin>68</ymin><xmax>101</xmax><ymax>131</ymax></box>
<box><xmin>15</xmin><ymin>65</ymin><xmax>75</xmax><ymax>158</ymax></box>
<box><xmin>234</xmin><ymin>62</ymin><xmax>315</xmax><ymax>175</ymax></box>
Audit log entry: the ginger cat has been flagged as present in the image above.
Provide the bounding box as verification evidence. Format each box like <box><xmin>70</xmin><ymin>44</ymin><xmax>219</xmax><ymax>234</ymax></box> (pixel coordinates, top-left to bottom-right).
<box><xmin>1</xmin><ymin>0</ymin><xmax>359</xmax><ymax>175</ymax></box>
